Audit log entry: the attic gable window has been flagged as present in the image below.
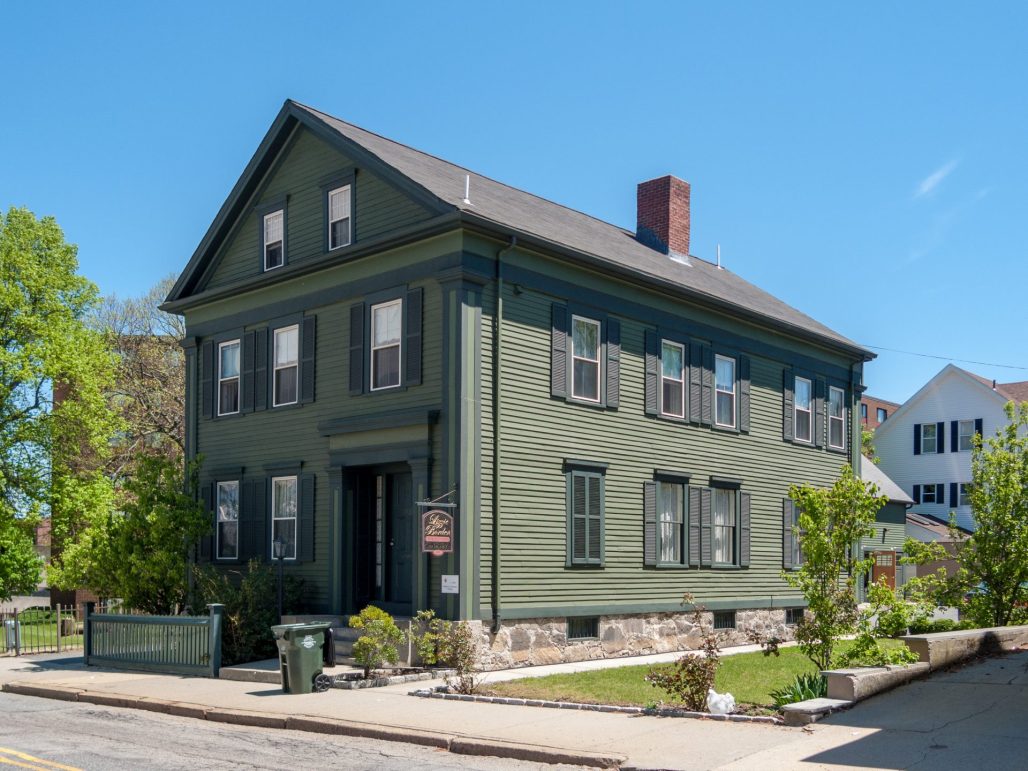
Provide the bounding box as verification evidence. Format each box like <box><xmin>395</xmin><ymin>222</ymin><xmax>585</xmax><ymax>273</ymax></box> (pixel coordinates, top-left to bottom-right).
<box><xmin>328</xmin><ymin>185</ymin><xmax>352</xmax><ymax>250</ymax></box>
<box><xmin>263</xmin><ymin>210</ymin><xmax>284</xmax><ymax>270</ymax></box>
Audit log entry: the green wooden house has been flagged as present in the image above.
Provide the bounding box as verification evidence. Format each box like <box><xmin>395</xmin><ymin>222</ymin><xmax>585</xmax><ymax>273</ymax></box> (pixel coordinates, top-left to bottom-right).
<box><xmin>164</xmin><ymin>100</ymin><xmax>873</xmax><ymax>668</ymax></box>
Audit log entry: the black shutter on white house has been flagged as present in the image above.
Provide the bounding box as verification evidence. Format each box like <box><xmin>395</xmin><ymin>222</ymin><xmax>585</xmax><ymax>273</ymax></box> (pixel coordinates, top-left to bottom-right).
<box><xmin>913</xmin><ymin>424</ymin><xmax>922</xmax><ymax>455</ymax></box>
<box><xmin>550</xmin><ymin>303</ymin><xmax>568</xmax><ymax>398</ymax></box>
<box><xmin>644</xmin><ymin>330</ymin><xmax>659</xmax><ymax>416</ymax></box>
<box><xmin>605</xmin><ymin>318</ymin><xmax>620</xmax><ymax>409</ymax></box>
<box><xmin>912</xmin><ymin>484</ymin><xmax>921</xmax><ymax>504</ymax></box>
<box><xmin>405</xmin><ymin>288</ymin><xmax>423</xmax><ymax>386</ymax></box>
<box><xmin>950</xmin><ymin>482</ymin><xmax>959</xmax><ymax>507</ymax></box>
<box><xmin>300</xmin><ymin>316</ymin><xmax>316</xmax><ymax>404</ymax></box>
<box><xmin>936</xmin><ymin>422</ymin><xmax>946</xmax><ymax>453</ymax></box>
<box><xmin>975</xmin><ymin>418</ymin><xmax>983</xmax><ymax>438</ymax></box>
<box><xmin>951</xmin><ymin>421</ymin><xmax>959</xmax><ymax>453</ymax></box>
<box><xmin>643</xmin><ymin>481</ymin><xmax>657</xmax><ymax>567</ymax></box>
<box><xmin>201</xmin><ymin>340</ymin><xmax>214</xmax><ymax>420</ymax></box>
<box><xmin>349</xmin><ymin>303</ymin><xmax>365</xmax><ymax>395</ymax></box>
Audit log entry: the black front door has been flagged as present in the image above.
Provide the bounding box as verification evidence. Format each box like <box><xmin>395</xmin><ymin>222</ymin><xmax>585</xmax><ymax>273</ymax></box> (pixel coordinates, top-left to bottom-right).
<box><xmin>352</xmin><ymin>468</ymin><xmax>414</xmax><ymax>616</ymax></box>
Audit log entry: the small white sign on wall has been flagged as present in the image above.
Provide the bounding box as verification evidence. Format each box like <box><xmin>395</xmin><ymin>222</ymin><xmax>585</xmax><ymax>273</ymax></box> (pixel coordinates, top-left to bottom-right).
<box><xmin>441</xmin><ymin>574</ymin><xmax>459</xmax><ymax>594</ymax></box>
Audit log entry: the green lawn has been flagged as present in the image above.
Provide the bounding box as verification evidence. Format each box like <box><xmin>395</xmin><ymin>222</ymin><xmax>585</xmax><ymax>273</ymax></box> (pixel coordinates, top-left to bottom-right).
<box><xmin>482</xmin><ymin>639</ymin><xmax>906</xmax><ymax>709</ymax></box>
<box><xmin>2</xmin><ymin>612</ymin><xmax>84</xmax><ymax>653</ymax></box>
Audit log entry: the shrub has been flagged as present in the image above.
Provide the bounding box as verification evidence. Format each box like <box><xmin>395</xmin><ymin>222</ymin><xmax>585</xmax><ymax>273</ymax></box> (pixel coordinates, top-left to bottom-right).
<box><xmin>841</xmin><ymin>581</ymin><xmax>920</xmax><ymax>667</ymax></box>
<box><xmin>407</xmin><ymin>609</ymin><xmax>480</xmax><ymax>692</ymax></box>
<box><xmin>908</xmin><ymin>618</ymin><xmax>977</xmax><ymax>634</ymax></box>
<box><xmin>646</xmin><ymin>603</ymin><xmax>721</xmax><ymax>712</ymax></box>
<box><xmin>771</xmin><ymin>673</ymin><xmax>828</xmax><ymax>708</ymax></box>
<box><xmin>190</xmin><ymin>560</ymin><xmax>306</xmax><ymax>666</ymax></box>
<box><xmin>350</xmin><ymin>605</ymin><xmax>405</xmax><ymax>678</ymax></box>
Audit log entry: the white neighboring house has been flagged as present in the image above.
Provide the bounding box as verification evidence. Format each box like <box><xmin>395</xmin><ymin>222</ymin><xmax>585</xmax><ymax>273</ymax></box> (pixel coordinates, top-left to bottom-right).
<box><xmin>874</xmin><ymin>364</ymin><xmax>1028</xmax><ymax>531</ymax></box>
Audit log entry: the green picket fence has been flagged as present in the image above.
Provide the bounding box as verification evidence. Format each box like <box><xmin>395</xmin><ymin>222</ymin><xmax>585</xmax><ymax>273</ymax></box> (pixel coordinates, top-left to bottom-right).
<box><xmin>84</xmin><ymin>603</ymin><xmax>223</xmax><ymax>678</ymax></box>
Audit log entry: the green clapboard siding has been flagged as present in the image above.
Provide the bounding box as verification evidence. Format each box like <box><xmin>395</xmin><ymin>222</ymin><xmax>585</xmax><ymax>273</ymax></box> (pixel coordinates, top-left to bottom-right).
<box><xmin>204</xmin><ymin>127</ymin><xmax>432</xmax><ymax>291</ymax></box>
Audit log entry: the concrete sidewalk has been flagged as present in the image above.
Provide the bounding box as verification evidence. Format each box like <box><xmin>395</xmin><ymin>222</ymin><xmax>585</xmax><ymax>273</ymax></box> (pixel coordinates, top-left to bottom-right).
<box><xmin>3</xmin><ymin>649</ymin><xmax>1026</xmax><ymax>769</ymax></box>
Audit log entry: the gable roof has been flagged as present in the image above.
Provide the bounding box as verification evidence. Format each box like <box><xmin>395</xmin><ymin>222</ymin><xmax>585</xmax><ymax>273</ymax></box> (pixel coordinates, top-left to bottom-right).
<box><xmin>165</xmin><ymin>100</ymin><xmax>871</xmax><ymax>361</ymax></box>
<box><xmin>860</xmin><ymin>458</ymin><xmax>913</xmax><ymax>504</ymax></box>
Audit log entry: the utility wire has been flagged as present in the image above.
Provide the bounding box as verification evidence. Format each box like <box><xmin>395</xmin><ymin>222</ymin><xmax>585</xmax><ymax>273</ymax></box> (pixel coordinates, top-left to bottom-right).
<box><xmin>861</xmin><ymin>344</ymin><xmax>1028</xmax><ymax>372</ymax></box>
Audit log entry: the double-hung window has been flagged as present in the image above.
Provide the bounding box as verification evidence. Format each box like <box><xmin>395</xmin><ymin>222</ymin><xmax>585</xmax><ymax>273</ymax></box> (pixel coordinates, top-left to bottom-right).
<box><xmin>271</xmin><ymin>476</ymin><xmax>297</xmax><ymax>560</ymax></box>
<box><xmin>218</xmin><ymin>340</ymin><xmax>240</xmax><ymax>416</ymax></box>
<box><xmin>959</xmin><ymin>483</ymin><xmax>971</xmax><ymax>507</ymax></box>
<box><xmin>828</xmin><ymin>386</ymin><xmax>845</xmax><ymax>450</ymax></box>
<box><xmin>921</xmin><ymin>423</ymin><xmax>938</xmax><ymax>454</ymax></box>
<box><xmin>794</xmin><ymin>376</ymin><xmax>813</xmax><ymax>443</ymax></box>
<box><xmin>713</xmin><ymin>488</ymin><xmax>737</xmax><ymax>565</ymax></box>
<box><xmin>958</xmin><ymin>420</ymin><xmax>975</xmax><ymax>452</ymax></box>
<box><xmin>273</xmin><ymin>325</ymin><xmax>299</xmax><ymax>406</ymax></box>
<box><xmin>715</xmin><ymin>355</ymin><xmax>736</xmax><ymax>428</ymax></box>
<box><xmin>877</xmin><ymin>407</ymin><xmax>888</xmax><ymax>423</ymax></box>
<box><xmin>922</xmin><ymin>483</ymin><xmax>938</xmax><ymax>504</ymax></box>
<box><xmin>371</xmin><ymin>299</ymin><xmax>402</xmax><ymax>390</ymax></box>
<box><xmin>571</xmin><ymin>316</ymin><xmax>601</xmax><ymax>402</ymax></box>
<box><xmin>216</xmin><ymin>481</ymin><xmax>239</xmax><ymax>560</ymax></box>
<box><xmin>661</xmin><ymin>341</ymin><xmax>685</xmax><ymax>418</ymax></box>
<box><xmin>263</xmin><ymin>210</ymin><xmax>284</xmax><ymax>270</ymax></box>
<box><xmin>657</xmin><ymin>481</ymin><xmax>685</xmax><ymax>563</ymax></box>
<box><xmin>328</xmin><ymin>185</ymin><xmax>352</xmax><ymax>250</ymax></box>
<box><xmin>861</xmin><ymin>403</ymin><xmax>868</xmax><ymax>421</ymax></box>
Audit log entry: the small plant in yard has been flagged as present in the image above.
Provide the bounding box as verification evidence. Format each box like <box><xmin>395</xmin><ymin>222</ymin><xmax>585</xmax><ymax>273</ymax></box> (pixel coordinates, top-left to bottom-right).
<box><xmin>350</xmin><ymin>605</ymin><xmax>404</xmax><ymax>678</ymax></box>
<box><xmin>747</xmin><ymin>628</ymin><xmax>783</xmax><ymax>657</ymax></box>
<box><xmin>841</xmin><ymin>580</ymin><xmax>920</xmax><ymax>667</ymax></box>
<box><xmin>439</xmin><ymin>620</ymin><xmax>480</xmax><ymax>694</ymax></box>
<box><xmin>770</xmin><ymin>672</ymin><xmax>828</xmax><ymax>708</ymax></box>
<box><xmin>645</xmin><ymin>598</ymin><xmax>722</xmax><ymax>712</ymax></box>
<box><xmin>408</xmin><ymin>609</ymin><xmax>448</xmax><ymax>665</ymax></box>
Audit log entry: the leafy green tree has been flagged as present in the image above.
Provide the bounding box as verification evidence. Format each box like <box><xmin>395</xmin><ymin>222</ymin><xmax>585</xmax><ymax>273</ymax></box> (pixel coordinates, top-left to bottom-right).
<box><xmin>0</xmin><ymin>206</ymin><xmax>118</xmax><ymax>598</ymax></box>
<box><xmin>783</xmin><ymin>464</ymin><xmax>885</xmax><ymax>671</ymax></box>
<box><xmin>0</xmin><ymin>518</ymin><xmax>41</xmax><ymax>601</ymax></box>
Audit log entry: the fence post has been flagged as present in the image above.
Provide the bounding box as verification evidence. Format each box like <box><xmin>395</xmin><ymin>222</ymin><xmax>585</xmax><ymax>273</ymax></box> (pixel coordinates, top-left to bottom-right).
<box><xmin>13</xmin><ymin>608</ymin><xmax>19</xmax><ymax>657</ymax></box>
<box><xmin>83</xmin><ymin>602</ymin><xmax>94</xmax><ymax>666</ymax></box>
<box><xmin>207</xmin><ymin>604</ymin><xmax>224</xmax><ymax>678</ymax></box>
<box><xmin>56</xmin><ymin>605</ymin><xmax>62</xmax><ymax>654</ymax></box>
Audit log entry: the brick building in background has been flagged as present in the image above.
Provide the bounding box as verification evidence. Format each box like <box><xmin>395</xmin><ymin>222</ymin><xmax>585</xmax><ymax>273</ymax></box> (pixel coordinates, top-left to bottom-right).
<box><xmin>861</xmin><ymin>394</ymin><xmax>900</xmax><ymax>430</ymax></box>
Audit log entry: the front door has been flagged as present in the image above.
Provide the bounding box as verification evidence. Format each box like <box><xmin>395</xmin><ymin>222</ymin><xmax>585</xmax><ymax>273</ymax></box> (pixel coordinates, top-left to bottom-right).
<box><xmin>872</xmin><ymin>550</ymin><xmax>896</xmax><ymax>589</ymax></box>
<box><xmin>352</xmin><ymin>468</ymin><xmax>414</xmax><ymax>616</ymax></box>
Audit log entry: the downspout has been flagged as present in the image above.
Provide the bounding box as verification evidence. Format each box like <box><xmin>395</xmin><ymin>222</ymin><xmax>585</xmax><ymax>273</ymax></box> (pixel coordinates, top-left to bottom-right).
<box><xmin>492</xmin><ymin>236</ymin><xmax>517</xmax><ymax>634</ymax></box>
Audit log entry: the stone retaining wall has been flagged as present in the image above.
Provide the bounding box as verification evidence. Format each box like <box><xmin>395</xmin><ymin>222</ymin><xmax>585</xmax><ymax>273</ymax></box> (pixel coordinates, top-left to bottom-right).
<box><xmin>471</xmin><ymin>609</ymin><xmax>794</xmax><ymax>670</ymax></box>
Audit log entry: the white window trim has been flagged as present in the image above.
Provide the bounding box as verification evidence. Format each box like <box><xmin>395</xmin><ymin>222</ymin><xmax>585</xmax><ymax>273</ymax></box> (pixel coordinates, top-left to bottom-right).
<box><xmin>657</xmin><ymin>481</ymin><xmax>685</xmax><ymax>564</ymax></box>
<box><xmin>272</xmin><ymin>325</ymin><xmax>299</xmax><ymax>407</ymax></box>
<box><xmin>921</xmin><ymin>424</ymin><xmax>937</xmax><ymax>454</ymax></box>
<box><xmin>712</xmin><ymin>488</ymin><xmax>738</xmax><ymax>566</ymax></box>
<box><xmin>216</xmin><ymin>480</ymin><xmax>239</xmax><ymax>561</ymax></box>
<box><xmin>714</xmin><ymin>354</ymin><xmax>736</xmax><ymax>428</ymax></box>
<box><xmin>660</xmin><ymin>340</ymin><xmax>685</xmax><ymax>418</ymax></box>
<box><xmin>876</xmin><ymin>407</ymin><xmax>888</xmax><ymax>423</ymax></box>
<box><xmin>217</xmin><ymin>339</ymin><xmax>241</xmax><ymax>416</ymax></box>
<box><xmin>263</xmin><ymin>210</ymin><xmax>284</xmax><ymax>271</ymax></box>
<box><xmin>794</xmin><ymin>376</ymin><xmax>813</xmax><ymax>443</ymax></box>
<box><xmin>959</xmin><ymin>483</ymin><xmax>971</xmax><ymax>507</ymax></box>
<box><xmin>571</xmin><ymin>315</ymin><xmax>601</xmax><ymax>403</ymax></box>
<box><xmin>327</xmin><ymin>184</ymin><xmax>352</xmax><ymax>250</ymax></box>
<box><xmin>958</xmin><ymin>420</ymin><xmax>975</xmax><ymax>452</ymax></box>
<box><xmin>370</xmin><ymin>299</ymin><xmax>403</xmax><ymax>391</ymax></box>
<box><xmin>922</xmin><ymin>483</ymin><xmax>938</xmax><ymax>504</ymax></box>
<box><xmin>271</xmin><ymin>475</ymin><xmax>298</xmax><ymax>561</ymax></box>
<box><xmin>828</xmin><ymin>385</ymin><xmax>846</xmax><ymax>449</ymax></box>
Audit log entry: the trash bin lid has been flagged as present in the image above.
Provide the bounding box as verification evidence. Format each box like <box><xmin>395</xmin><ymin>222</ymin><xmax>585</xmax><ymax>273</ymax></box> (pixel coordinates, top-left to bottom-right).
<box><xmin>272</xmin><ymin>622</ymin><xmax>332</xmax><ymax>640</ymax></box>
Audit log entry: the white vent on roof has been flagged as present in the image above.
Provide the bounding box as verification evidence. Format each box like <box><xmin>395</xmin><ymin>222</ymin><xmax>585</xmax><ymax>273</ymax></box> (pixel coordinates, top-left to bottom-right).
<box><xmin>462</xmin><ymin>174</ymin><xmax>472</xmax><ymax>205</ymax></box>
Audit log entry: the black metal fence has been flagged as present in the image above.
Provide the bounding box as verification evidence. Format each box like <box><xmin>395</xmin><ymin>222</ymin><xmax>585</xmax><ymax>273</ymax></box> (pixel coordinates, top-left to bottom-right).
<box><xmin>0</xmin><ymin>602</ymin><xmax>119</xmax><ymax>656</ymax></box>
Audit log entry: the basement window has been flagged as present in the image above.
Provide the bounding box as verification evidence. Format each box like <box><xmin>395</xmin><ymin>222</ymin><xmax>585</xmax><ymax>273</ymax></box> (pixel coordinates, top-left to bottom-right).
<box><xmin>567</xmin><ymin>617</ymin><xmax>599</xmax><ymax>640</ymax></box>
<box><xmin>786</xmin><ymin>608</ymin><xmax>804</xmax><ymax>626</ymax></box>
<box><xmin>713</xmin><ymin>611</ymin><xmax>736</xmax><ymax>631</ymax></box>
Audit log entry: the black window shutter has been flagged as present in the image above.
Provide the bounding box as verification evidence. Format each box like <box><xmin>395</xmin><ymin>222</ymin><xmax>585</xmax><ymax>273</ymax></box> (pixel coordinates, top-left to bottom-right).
<box><xmin>644</xmin><ymin>330</ymin><xmax>659</xmax><ymax>416</ymax></box>
<box><xmin>912</xmin><ymin>484</ymin><xmax>921</xmax><ymax>504</ymax></box>
<box><xmin>588</xmin><ymin>475</ymin><xmax>603</xmax><ymax>564</ymax></box>
<box><xmin>300</xmin><ymin>316</ymin><xmax>316</xmax><ymax>404</ymax></box>
<box><xmin>913</xmin><ymin>424</ymin><xmax>921</xmax><ymax>455</ymax></box>
<box><xmin>936</xmin><ymin>422</ymin><xmax>946</xmax><ymax>453</ymax></box>
<box><xmin>950</xmin><ymin>482</ymin><xmax>958</xmax><ymax>507</ymax></box>
<box><xmin>238</xmin><ymin>479</ymin><xmax>255</xmax><ymax>560</ymax></box>
<box><xmin>254</xmin><ymin>328</ymin><xmax>268</xmax><ymax>411</ymax></box>
<box><xmin>551</xmin><ymin>303</ymin><xmax>568</xmax><ymax>399</ymax></box>
<box><xmin>782</xmin><ymin>499</ymin><xmax>795</xmax><ymax>570</ymax></box>
<box><xmin>643</xmin><ymin>481</ymin><xmax>657</xmax><ymax>567</ymax></box>
<box><xmin>701</xmin><ymin>346</ymin><xmax>714</xmax><ymax>427</ymax></box>
<box><xmin>814</xmin><ymin>378</ymin><xmax>826</xmax><ymax>449</ymax></box>
<box><xmin>974</xmin><ymin>418</ymin><xmax>983</xmax><ymax>438</ymax></box>
<box><xmin>405</xmin><ymin>287</ymin><xmax>423</xmax><ymax>386</ymax></box>
<box><xmin>299</xmin><ymin>473</ymin><xmax>315</xmax><ymax>563</ymax></box>
<box><xmin>349</xmin><ymin>303</ymin><xmax>365</xmax><ymax>395</ymax></box>
<box><xmin>951</xmin><ymin>421</ymin><xmax>958</xmax><ymax>453</ymax></box>
<box><xmin>700</xmin><ymin>487</ymin><xmax>712</xmax><ymax>567</ymax></box>
<box><xmin>198</xmin><ymin>483</ymin><xmax>214</xmax><ymax>562</ymax></box>
<box><xmin>782</xmin><ymin>370</ymin><xmax>794</xmax><ymax>441</ymax></box>
<box><xmin>605</xmin><ymin>318</ymin><xmax>620</xmax><ymax>409</ymax></box>
<box><xmin>240</xmin><ymin>331</ymin><xmax>256</xmax><ymax>413</ymax></box>
<box><xmin>739</xmin><ymin>356</ymin><xmax>751</xmax><ymax>433</ymax></box>
<box><xmin>201</xmin><ymin>341</ymin><xmax>214</xmax><ymax>420</ymax></box>
<box><xmin>255</xmin><ymin>477</ymin><xmax>268</xmax><ymax>561</ymax></box>
<box><xmin>688</xmin><ymin>486</ymin><xmax>701</xmax><ymax>567</ymax></box>
<box><xmin>740</xmin><ymin>492</ymin><xmax>751</xmax><ymax>568</ymax></box>
<box><xmin>689</xmin><ymin>342</ymin><xmax>703</xmax><ymax>423</ymax></box>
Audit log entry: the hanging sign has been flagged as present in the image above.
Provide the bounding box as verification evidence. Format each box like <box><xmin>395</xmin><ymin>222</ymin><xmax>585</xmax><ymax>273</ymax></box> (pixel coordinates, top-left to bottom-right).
<box><xmin>421</xmin><ymin>508</ymin><xmax>454</xmax><ymax>556</ymax></box>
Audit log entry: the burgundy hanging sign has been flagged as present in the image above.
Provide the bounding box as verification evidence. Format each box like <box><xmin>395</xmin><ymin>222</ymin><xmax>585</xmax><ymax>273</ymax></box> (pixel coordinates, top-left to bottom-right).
<box><xmin>421</xmin><ymin>509</ymin><xmax>454</xmax><ymax>556</ymax></box>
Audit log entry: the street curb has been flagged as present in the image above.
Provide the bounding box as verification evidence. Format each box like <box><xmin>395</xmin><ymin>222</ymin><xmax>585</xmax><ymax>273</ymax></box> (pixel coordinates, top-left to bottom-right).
<box><xmin>3</xmin><ymin>682</ymin><xmax>625</xmax><ymax>768</ymax></box>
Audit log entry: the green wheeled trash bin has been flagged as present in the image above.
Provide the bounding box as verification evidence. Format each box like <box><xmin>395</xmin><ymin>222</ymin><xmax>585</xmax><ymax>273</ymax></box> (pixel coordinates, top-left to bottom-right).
<box><xmin>271</xmin><ymin>622</ymin><xmax>332</xmax><ymax>694</ymax></box>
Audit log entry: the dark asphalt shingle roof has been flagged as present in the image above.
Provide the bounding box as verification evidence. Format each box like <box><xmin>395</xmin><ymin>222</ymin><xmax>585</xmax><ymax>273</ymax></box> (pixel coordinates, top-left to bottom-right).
<box><xmin>294</xmin><ymin>102</ymin><xmax>866</xmax><ymax>356</ymax></box>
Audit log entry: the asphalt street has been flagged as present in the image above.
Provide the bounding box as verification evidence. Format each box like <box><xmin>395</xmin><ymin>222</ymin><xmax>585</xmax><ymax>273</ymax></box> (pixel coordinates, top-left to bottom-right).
<box><xmin>0</xmin><ymin>692</ymin><xmax>586</xmax><ymax>771</ymax></box>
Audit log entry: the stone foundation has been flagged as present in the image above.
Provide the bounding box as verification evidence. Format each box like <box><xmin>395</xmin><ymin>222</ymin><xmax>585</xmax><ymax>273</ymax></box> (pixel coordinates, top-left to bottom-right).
<box><xmin>471</xmin><ymin>609</ymin><xmax>794</xmax><ymax>670</ymax></box>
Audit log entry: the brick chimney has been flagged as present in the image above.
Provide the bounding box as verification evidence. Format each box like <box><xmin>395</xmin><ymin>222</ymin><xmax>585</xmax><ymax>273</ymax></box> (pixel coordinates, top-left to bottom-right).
<box><xmin>636</xmin><ymin>175</ymin><xmax>691</xmax><ymax>260</ymax></box>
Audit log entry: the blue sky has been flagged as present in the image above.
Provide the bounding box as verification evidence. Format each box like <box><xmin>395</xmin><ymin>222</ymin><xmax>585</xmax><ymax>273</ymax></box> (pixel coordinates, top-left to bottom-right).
<box><xmin>2</xmin><ymin>2</ymin><xmax>1026</xmax><ymax>403</ymax></box>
